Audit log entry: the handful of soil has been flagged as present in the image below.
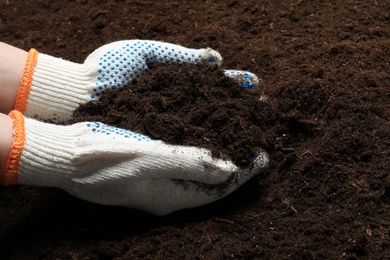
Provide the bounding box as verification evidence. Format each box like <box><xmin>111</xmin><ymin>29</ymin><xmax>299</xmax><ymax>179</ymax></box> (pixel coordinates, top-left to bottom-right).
<box><xmin>69</xmin><ymin>64</ymin><xmax>273</xmax><ymax>167</ymax></box>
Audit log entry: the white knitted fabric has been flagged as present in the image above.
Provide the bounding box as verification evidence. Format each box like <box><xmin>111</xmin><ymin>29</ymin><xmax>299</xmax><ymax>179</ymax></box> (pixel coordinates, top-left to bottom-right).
<box><xmin>23</xmin><ymin>40</ymin><xmax>260</xmax><ymax>122</ymax></box>
<box><xmin>24</xmin><ymin>40</ymin><xmax>221</xmax><ymax>121</ymax></box>
<box><xmin>16</xmin><ymin>115</ymin><xmax>269</xmax><ymax>215</ymax></box>
<box><xmin>24</xmin><ymin>53</ymin><xmax>92</xmax><ymax>121</ymax></box>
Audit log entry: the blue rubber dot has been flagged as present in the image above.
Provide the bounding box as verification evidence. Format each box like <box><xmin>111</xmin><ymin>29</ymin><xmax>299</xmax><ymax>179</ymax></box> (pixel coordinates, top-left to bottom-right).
<box><xmin>208</xmin><ymin>56</ymin><xmax>216</xmax><ymax>62</ymax></box>
<box><xmin>242</xmin><ymin>82</ymin><xmax>253</xmax><ymax>89</ymax></box>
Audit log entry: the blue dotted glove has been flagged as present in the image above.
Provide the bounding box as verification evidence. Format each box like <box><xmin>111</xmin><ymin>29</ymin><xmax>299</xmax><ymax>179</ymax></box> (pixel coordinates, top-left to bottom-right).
<box><xmin>21</xmin><ymin>40</ymin><xmax>260</xmax><ymax>121</ymax></box>
<box><xmin>9</xmin><ymin>110</ymin><xmax>269</xmax><ymax>215</ymax></box>
<box><xmin>89</xmin><ymin>41</ymin><xmax>259</xmax><ymax>99</ymax></box>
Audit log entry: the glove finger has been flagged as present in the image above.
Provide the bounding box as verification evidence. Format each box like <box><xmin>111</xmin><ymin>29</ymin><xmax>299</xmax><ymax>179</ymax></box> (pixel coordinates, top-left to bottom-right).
<box><xmin>74</xmin><ymin>129</ymin><xmax>237</xmax><ymax>184</ymax></box>
<box><xmin>224</xmin><ymin>70</ymin><xmax>260</xmax><ymax>94</ymax></box>
<box><xmin>66</xmin><ymin>150</ymin><xmax>268</xmax><ymax>216</ymax></box>
<box><xmin>142</xmin><ymin>150</ymin><xmax>269</xmax><ymax>215</ymax></box>
<box><xmin>76</xmin><ymin>121</ymin><xmax>267</xmax><ymax>185</ymax></box>
<box><xmin>129</xmin><ymin>40</ymin><xmax>222</xmax><ymax>66</ymax></box>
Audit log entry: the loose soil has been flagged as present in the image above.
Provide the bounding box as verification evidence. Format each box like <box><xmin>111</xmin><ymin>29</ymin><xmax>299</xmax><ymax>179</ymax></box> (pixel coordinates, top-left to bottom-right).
<box><xmin>0</xmin><ymin>0</ymin><xmax>389</xmax><ymax>259</ymax></box>
<box><xmin>69</xmin><ymin>64</ymin><xmax>273</xmax><ymax>167</ymax></box>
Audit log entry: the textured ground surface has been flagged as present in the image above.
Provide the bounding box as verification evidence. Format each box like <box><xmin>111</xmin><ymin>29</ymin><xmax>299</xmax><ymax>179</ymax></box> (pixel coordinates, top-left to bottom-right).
<box><xmin>0</xmin><ymin>0</ymin><xmax>389</xmax><ymax>259</ymax></box>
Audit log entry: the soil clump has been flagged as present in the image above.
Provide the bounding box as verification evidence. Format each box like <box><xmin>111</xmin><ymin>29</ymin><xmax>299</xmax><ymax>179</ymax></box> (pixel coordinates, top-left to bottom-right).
<box><xmin>69</xmin><ymin>64</ymin><xmax>274</xmax><ymax>167</ymax></box>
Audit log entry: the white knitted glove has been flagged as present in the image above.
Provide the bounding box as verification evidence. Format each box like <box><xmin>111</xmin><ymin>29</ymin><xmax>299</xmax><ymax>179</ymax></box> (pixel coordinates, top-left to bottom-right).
<box><xmin>2</xmin><ymin>111</ymin><xmax>269</xmax><ymax>215</ymax></box>
<box><xmin>15</xmin><ymin>40</ymin><xmax>259</xmax><ymax>122</ymax></box>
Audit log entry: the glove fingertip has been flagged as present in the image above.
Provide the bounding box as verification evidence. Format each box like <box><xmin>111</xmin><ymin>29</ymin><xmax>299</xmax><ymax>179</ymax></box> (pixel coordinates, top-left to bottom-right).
<box><xmin>252</xmin><ymin>150</ymin><xmax>270</xmax><ymax>170</ymax></box>
<box><xmin>224</xmin><ymin>70</ymin><xmax>260</xmax><ymax>94</ymax></box>
<box><xmin>203</xmin><ymin>48</ymin><xmax>223</xmax><ymax>66</ymax></box>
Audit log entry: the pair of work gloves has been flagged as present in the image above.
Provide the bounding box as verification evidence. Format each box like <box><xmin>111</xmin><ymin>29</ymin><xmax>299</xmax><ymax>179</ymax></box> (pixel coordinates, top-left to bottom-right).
<box><xmin>2</xmin><ymin>40</ymin><xmax>269</xmax><ymax>215</ymax></box>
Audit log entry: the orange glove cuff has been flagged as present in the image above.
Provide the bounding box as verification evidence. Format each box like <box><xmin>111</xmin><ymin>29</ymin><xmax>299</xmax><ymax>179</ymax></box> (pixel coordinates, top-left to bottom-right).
<box><xmin>0</xmin><ymin>111</ymin><xmax>26</xmax><ymax>185</ymax></box>
<box><xmin>14</xmin><ymin>48</ymin><xmax>39</xmax><ymax>113</ymax></box>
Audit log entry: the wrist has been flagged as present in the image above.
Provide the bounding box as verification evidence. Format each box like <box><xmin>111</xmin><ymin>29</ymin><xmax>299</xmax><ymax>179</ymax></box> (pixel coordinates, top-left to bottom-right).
<box><xmin>15</xmin><ymin>49</ymin><xmax>93</xmax><ymax>122</ymax></box>
<box><xmin>2</xmin><ymin>110</ymin><xmax>85</xmax><ymax>186</ymax></box>
<box><xmin>0</xmin><ymin>111</ymin><xmax>24</xmax><ymax>185</ymax></box>
<box><xmin>0</xmin><ymin>114</ymin><xmax>13</xmax><ymax>179</ymax></box>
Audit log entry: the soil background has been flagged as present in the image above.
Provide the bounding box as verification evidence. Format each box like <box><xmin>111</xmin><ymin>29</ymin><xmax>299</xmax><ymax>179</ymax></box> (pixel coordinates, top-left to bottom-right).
<box><xmin>0</xmin><ymin>0</ymin><xmax>389</xmax><ymax>259</ymax></box>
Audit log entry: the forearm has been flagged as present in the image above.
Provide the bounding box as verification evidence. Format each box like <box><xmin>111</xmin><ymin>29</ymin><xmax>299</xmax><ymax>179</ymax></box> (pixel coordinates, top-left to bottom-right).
<box><xmin>0</xmin><ymin>42</ymin><xmax>28</xmax><ymax>114</ymax></box>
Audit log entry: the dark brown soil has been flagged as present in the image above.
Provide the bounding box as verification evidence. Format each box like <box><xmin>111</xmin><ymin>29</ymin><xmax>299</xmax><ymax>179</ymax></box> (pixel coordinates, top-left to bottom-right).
<box><xmin>1</xmin><ymin>0</ymin><xmax>389</xmax><ymax>259</ymax></box>
<box><xmin>69</xmin><ymin>64</ymin><xmax>273</xmax><ymax>167</ymax></box>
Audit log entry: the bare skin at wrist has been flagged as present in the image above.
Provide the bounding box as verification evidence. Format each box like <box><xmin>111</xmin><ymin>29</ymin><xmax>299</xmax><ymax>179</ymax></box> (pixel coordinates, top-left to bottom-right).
<box><xmin>0</xmin><ymin>113</ymin><xmax>13</xmax><ymax>177</ymax></box>
<box><xmin>0</xmin><ymin>42</ymin><xmax>28</xmax><ymax>114</ymax></box>
<box><xmin>0</xmin><ymin>42</ymin><xmax>27</xmax><ymax>177</ymax></box>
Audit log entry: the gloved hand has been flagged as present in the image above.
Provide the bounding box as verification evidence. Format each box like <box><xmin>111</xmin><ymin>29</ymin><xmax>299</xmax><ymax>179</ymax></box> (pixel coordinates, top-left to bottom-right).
<box><xmin>3</xmin><ymin>110</ymin><xmax>269</xmax><ymax>215</ymax></box>
<box><xmin>15</xmin><ymin>40</ymin><xmax>259</xmax><ymax>122</ymax></box>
